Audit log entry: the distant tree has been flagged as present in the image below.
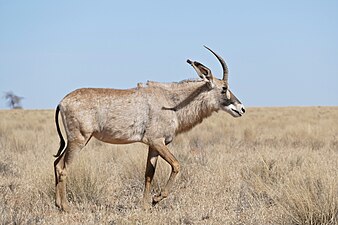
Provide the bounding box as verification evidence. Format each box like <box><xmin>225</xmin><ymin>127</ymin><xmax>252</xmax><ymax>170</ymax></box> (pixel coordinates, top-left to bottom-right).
<box><xmin>3</xmin><ymin>91</ymin><xmax>24</xmax><ymax>109</ymax></box>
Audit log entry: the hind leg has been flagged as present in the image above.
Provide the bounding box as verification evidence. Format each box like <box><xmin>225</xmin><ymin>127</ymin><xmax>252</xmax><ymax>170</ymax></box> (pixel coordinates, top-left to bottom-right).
<box><xmin>54</xmin><ymin>138</ymin><xmax>89</xmax><ymax>211</ymax></box>
<box><xmin>143</xmin><ymin>146</ymin><xmax>159</xmax><ymax>209</ymax></box>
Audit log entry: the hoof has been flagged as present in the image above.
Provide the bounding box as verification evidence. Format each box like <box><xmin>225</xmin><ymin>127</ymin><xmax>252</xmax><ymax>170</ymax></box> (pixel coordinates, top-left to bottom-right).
<box><xmin>152</xmin><ymin>193</ymin><xmax>166</xmax><ymax>206</ymax></box>
<box><xmin>61</xmin><ymin>203</ymin><xmax>71</xmax><ymax>212</ymax></box>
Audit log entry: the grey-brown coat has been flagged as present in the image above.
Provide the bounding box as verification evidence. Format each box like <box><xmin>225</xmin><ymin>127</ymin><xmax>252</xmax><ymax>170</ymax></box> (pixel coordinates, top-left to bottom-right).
<box><xmin>53</xmin><ymin>46</ymin><xmax>245</xmax><ymax>211</ymax></box>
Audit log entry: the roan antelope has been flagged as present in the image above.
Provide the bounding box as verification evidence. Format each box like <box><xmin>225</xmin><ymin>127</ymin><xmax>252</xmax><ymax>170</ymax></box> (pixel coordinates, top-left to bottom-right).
<box><xmin>54</xmin><ymin>46</ymin><xmax>245</xmax><ymax>211</ymax></box>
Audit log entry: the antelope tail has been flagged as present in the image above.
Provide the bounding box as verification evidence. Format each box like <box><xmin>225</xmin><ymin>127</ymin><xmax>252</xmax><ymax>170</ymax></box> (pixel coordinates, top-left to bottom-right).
<box><xmin>54</xmin><ymin>105</ymin><xmax>66</xmax><ymax>157</ymax></box>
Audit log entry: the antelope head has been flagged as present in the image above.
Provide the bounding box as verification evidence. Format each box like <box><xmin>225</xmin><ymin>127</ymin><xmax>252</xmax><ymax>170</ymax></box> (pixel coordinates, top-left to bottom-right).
<box><xmin>187</xmin><ymin>46</ymin><xmax>245</xmax><ymax>117</ymax></box>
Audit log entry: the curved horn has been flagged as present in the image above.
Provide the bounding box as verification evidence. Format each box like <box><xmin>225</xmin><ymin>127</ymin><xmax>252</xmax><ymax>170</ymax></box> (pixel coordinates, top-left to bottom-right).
<box><xmin>204</xmin><ymin>45</ymin><xmax>229</xmax><ymax>83</ymax></box>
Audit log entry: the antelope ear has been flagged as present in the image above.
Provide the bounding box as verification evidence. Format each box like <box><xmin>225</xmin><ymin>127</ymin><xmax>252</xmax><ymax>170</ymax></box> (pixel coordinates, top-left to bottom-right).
<box><xmin>187</xmin><ymin>59</ymin><xmax>214</xmax><ymax>87</ymax></box>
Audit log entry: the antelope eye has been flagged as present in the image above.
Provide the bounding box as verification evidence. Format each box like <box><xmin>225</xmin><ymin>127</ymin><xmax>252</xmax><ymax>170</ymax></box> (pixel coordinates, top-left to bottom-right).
<box><xmin>221</xmin><ymin>86</ymin><xmax>227</xmax><ymax>94</ymax></box>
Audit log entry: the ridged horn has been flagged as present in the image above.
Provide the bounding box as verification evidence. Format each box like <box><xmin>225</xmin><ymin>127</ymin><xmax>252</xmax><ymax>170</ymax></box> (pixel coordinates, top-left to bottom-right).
<box><xmin>204</xmin><ymin>45</ymin><xmax>229</xmax><ymax>83</ymax></box>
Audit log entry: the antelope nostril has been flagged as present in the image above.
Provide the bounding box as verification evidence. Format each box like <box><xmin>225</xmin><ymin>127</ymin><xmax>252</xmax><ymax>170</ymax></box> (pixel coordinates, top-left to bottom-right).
<box><xmin>242</xmin><ymin>107</ymin><xmax>246</xmax><ymax>113</ymax></box>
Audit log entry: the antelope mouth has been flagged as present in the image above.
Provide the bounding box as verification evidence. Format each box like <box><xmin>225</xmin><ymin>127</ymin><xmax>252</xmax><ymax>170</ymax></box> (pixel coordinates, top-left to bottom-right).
<box><xmin>231</xmin><ymin>109</ymin><xmax>242</xmax><ymax>117</ymax></box>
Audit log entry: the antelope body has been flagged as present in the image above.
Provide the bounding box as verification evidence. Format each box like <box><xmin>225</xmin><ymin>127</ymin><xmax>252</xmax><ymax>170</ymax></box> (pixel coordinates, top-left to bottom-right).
<box><xmin>54</xmin><ymin>47</ymin><xmax>245</xmax><ymax>211</ymax></box>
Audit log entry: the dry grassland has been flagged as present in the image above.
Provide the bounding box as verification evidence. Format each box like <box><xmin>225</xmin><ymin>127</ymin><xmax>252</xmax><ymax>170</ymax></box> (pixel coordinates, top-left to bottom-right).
<box><xmin>0</xmin><ymin>107</ymin><xmax>337</xmax><ymax>224</ymax></box>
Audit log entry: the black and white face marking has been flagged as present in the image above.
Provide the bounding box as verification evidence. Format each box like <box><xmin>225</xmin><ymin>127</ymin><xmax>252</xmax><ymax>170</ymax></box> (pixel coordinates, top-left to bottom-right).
<box><xmin>221</xmin><ymin>86</ymin><xmax>231</xmax><ymax>99</ymax></box>
<box><xmin>187</xmin><ymin>46</ymin><xmax>245</xmax><ymax>118</ymax></box>
<box><xmin>220</xmin><ymin>85</ymin><xmax>245</xmax><ymax>117</ymax></box>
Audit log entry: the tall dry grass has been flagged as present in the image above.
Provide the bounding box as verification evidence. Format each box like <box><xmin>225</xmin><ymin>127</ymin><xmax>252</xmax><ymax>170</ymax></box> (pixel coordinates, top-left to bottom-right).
<box><xmin>0</xmin><ymin>107</ymin><xmax>337</xmax><ymax>224</ymax></box>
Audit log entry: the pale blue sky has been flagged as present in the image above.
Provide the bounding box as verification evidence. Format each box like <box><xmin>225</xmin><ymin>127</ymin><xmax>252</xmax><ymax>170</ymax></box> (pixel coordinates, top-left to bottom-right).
<box><xmin>0</xmin><ymin>0</ymin><xmax>337</xmax><ymax>109</ymax></box>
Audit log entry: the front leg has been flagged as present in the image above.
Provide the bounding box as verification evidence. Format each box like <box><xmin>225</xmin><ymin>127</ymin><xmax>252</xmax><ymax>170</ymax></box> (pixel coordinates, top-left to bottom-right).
<box><xmin>143</xmin><ymin>146</ymin><xmax>159</xmax><ymax>209</ymax></box>
<box><xmin>150</xmin><ymin>139</ymin><xmax>180</xmax><ymax>205</ymax></box>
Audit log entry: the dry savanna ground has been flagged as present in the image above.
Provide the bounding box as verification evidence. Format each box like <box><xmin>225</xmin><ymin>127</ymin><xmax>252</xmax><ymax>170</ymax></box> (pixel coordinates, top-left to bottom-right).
<box><xmin>0</xmin><ymin>107</ymin><xmax>337</xmax><ymax>224</ymax></box>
